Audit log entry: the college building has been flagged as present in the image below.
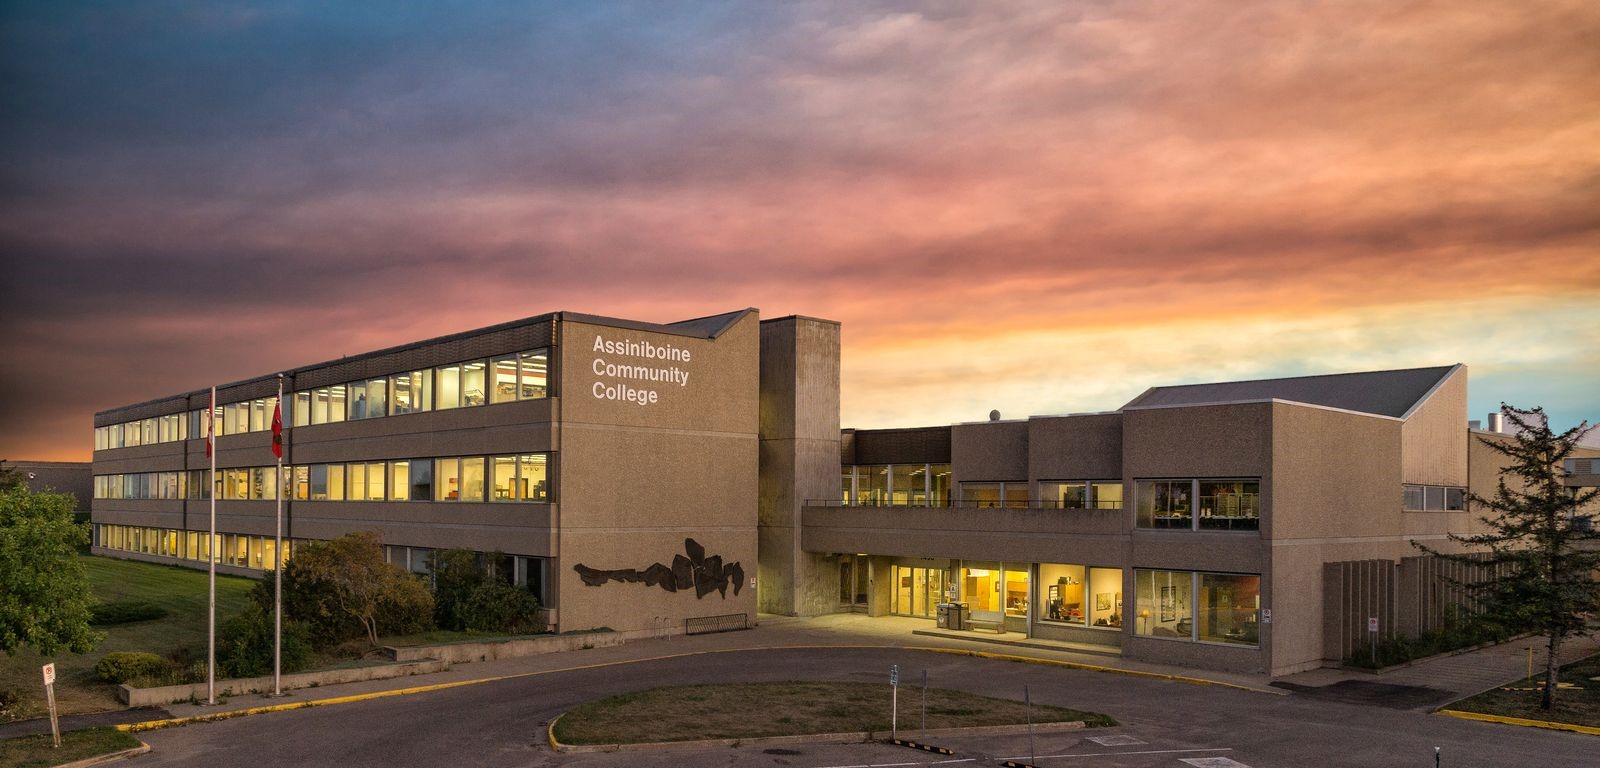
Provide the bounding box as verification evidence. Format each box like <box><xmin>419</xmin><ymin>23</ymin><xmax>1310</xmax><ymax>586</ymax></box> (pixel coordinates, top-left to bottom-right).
<box><xmin>88</xmin><ymin>308</ymin><xmax>1598</xmax><ymax>675</ymax></box>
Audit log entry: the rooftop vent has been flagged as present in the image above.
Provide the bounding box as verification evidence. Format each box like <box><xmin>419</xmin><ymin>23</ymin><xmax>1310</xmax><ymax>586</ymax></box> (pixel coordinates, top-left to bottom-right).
<box><xmin>989</xmin><ymin>410</ymin><xmax>1001</xmax><ymax>422</ymax></box>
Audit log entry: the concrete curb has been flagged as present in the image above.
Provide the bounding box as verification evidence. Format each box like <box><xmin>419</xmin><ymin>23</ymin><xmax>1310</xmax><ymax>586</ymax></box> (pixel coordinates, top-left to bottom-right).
<box><xmin>1435</xmin><ymin>709</ymin><xmax>1600</xmax><ymax>736</ymax></box>
<box><xmin>113</xmin><ymin>642</ymin><xmax>1271</xmax><ymax>734</ymax></box>
<box><xmin>547</xmin><ymin>712</ymin><xmax>1087</xmax><ymax>753</ymax></box>
<box><xmin>49</xmin><ymin>739</ymin><xmax>151</xmax><ymax>768</ymax></box>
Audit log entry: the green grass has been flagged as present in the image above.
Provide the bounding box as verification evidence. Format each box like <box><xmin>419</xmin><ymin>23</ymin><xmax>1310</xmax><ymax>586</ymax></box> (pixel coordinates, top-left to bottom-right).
<box><xmin>1446</xmin><ymin>652</ymin><xmax>1600</xmax><ymax>728</ymax></box>
<box><xmin>553</xmin><ymin>681</ymin><xmax>1116</xmax><ymax>745</ymax></box>
<box><xmin>0</xmin><ymin>727</ymin><xmax>142</xmax><ymax>768</ymax></box>
<box><xmin>0</xmin><ymin>556</ymin><xmax>255</xmax><ymax>720</ymax></box>
<box><xmin>380</xmin><ymin>629</ymin><xmax>533</xmax><ymax>647</ymax></box>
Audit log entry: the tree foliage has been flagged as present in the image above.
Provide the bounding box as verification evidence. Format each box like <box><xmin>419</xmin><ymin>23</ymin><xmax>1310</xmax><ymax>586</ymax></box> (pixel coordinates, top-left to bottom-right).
<box><xmin>280</xmin><ymin>531</ymin><xmax>433</xmax><ymax>647</ymax></box>
<box><xmin>427</xmin><ymin>549</ymin><xmax>540</xmax><ymax>633</ymax></box>
<box><xmin>0</xmin><ymin>485</ymin><xmax>103</xmax><ymax>656</ymax></box>
<box><xmin>1415</xmin><ymin>404</ymin><xmax>1599</xmax><ymax>711</ymax></box>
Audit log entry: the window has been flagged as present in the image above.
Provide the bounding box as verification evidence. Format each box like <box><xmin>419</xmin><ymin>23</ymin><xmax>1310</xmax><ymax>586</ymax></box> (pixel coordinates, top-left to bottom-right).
<box><xmin>1198</xmin><ymin>573</ymin><xmax>1260</xmax><ymax>645</ymax></box>
<box><xmin>249</xmin><ymin>399</ymin><xmax>268</xmax><ymax>432</ymax></box>
<box><xmin>1039</xmin><ymin>564</ymin><xmax>1087</xmax><ymax>624</ymax></box>
<box><xmin>519</xmin><ymin>350</ymin><xmax>549</xmax><ymax>399</ymax></box>
<box><xmin>347</xmin><ymin>380</ymin><xmax>368</xmax><ymax>420</ymax></box>
<box><xmin>491</xmin><ymin>357</ymin><xmax>519</xmax><ymax>404</ymax></box>
<box><xmin>389</xmin><ymin>462</ymin><xmax>410</xmax><ymax>501</ymax></box>
<box><xmin>1137</xmin><ymin>479</ymin><xmax>1257</xmax><ymax>531</ymax></box>
<box><xmin>891</xmin><ymin>464</ymin><xmax>927</xmax><ymax>506</ymax></box>
<box><xmin>1197</xmin><ymin>481</ymin><xmax>1259</xmax><ymax>530</ymax></box>
<box><xmin>857</xmin><ymin>465</ymin><xmax>888</xmax><ymax>506</ymax></box>
<box><xmin>1135</xmin><ymin>569</ymin><xmax>1193</xmax><ymax>639</ymax></box>
<box><xmin>435</xmin><ymin>458</ymin><xmax>462</xmax><ymax>500</ymax></box>
<box><xmin>1136</xmin><ymin>480</ymin><xmax>1192</xmax><ymax>528</ymax></box>
<box><xmin>1135</xmin><ymin>569</ymin><xmax>1259</xmax><ymax>646</ymax></box>
<box><xmin>519</xmin><ymin>454</ymin><xmax>548</xmax><ymax>501</ymax></box>
<box><xmin>1446</xmin><ymin>487</ymin><xmax>1465</xmax><ymax>511</ymax></box>
<box><xmin>391</xmin><ymin>371</ymin><xmax>431</xmax><ymax>415</ymax></box>
<box><xmin>1403</xmin><ymin>484</ymin><xmax>1466</xmax><ymax>511</ymax></box>
<box><xmin>1425</xmin><ymin>485</ymin><xmax>1444</xmax><ymax>511</ymax></box>
<box><xmin>961</xmin><ymin>483</ymin><xmax>1001</xmax><ymax>508</ymax></box>
<box><xmin>293</xmin><ymin>392</ymin><xmax>311</xmax><ymax>427</ymax></box>
<box><xmin>435</xmin><ymin>365</ymin><xmax>461</xmax><ymax>410</ymax></box>
<box><xmin>491</xmin><ymin>456</ymin><xmax>517</xmax><ymax>500</ymax></box>
<box><xmin>1040</xmin><ymin>482</ymin><xmax>1088</xmax><ymax>509</ymax></box>
<box><xmin>1092</xmin><ymin>482</ymin><xmax>1123</xmax><ymax>509</ymax></box>
<box><xmin>461</xmin><ymin>361</ymin><xmax>487</xmax><ymax>406</ymax></box>
<box><xmin>460</xmin><ymin>457</ymin><xmax>485</xmax><ymax>501</ymax></box>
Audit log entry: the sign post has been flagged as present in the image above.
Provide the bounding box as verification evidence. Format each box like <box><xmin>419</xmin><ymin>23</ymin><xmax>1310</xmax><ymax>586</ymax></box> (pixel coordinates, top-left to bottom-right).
<box><xmin>1367</xmin><ymin>616</ymin><xmax>1378</xmax><ymax>666</ymax></box>
<box><xmin>42</xmin><ymin>663</ymin><xmax>60</xmax><ymax>748</ymax></box>
<box><xmin>1025</xmin><ymin>684</ymin><xmax>1035</xmax><ymax>765</ymax></box>
<box><xmin>889</xmin><ymin>664</ymin><xmax>899</xmax><ymax>741</ymax></box>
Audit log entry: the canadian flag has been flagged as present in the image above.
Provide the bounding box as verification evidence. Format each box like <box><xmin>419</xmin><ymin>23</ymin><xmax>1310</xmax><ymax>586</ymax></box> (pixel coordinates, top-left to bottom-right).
<box><xmin>271</xmin><ymin>399</ymin><xmax>283</xmax><ymax>459</ymax></box>
<box><xmin>205</xmin><ymin>387</ymin><xmax>216</xmax><ymax>458</ymax></box>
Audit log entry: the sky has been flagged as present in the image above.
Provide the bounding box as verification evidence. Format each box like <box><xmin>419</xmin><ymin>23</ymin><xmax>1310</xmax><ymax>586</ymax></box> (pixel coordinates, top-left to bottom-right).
<box><xmin>1</xmin><ymin>1</ymin><xmax>1597</xmax><ymax>462</ymax></box>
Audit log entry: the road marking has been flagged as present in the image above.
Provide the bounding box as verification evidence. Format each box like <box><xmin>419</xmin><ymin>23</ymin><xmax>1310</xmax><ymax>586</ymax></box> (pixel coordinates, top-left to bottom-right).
<box><xmin>1179</xmin><ymin>758</ymin><xmax>1251</xmax><ymax>768</ymax></box>
<box><xmin>1000</xmin><ymin>748</ymin><xmax>1233</xmax><ymax>760</ymax></box>
<box><xmin>1085</xmin><ymin>734</ymin><xmax>1147</xmax><ymax>746</ymax></box>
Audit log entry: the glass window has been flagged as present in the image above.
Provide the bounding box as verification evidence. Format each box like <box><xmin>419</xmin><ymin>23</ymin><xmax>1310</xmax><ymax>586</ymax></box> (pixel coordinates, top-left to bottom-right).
<box><xmin>891</xmin><ymin>464</ymin><xmax>927</xmax><ymax>506</ymax></box>
<box><xmin>962</xmin><ymin>482</ymin><xmax>1001</xmax><ymax>508</ymax></box>
<box><xmin>1003</xmin><ymin>565</ymin><xmax>1029</xmax><ymax>618</ymax></box>
<box><xmin>1198</xmin><ymin>573</ymin><xmax>1260</xmax><ymax>645</ymax></box>
<box><xmin>389</xmin><ymin>461</ymin><xmax>409</xmax><ymax>501</ymax></box>
<box><xmin>1198</xmin><ymin>480</ymin><xmax>1259</xmax><ymax>531</ymax></box>
<box><xmin>461</xmin><ymin>361</ymin><xmax>487</xmax><ymax>407</ymax></box>
<box><xmin>365</xmin><ymin>378</ymin><xmax>387</xmax><ymax>419</ymax></box>
<box><xmin>435</xmin><ymin>458</ymin><xmax>461</xmax><ymax>500</ymax></box>
<box><xmin>491</xmin><ymin>456</ymin><xmax>516</xmax><ymax>501</ymax></box>
<box><xmin>1135</xmin><ymin>569</ymin><xmax>1193</xmax><ymax>639</ymax></box>
<box><xmin>435</xmin><ymin>365</ymin><xmax>461</xmax><ymax>410</ymax></box>
<box><xmin>1403</xmin><ymin>484</ymin><xmax>1424</xmax><ymax>510</ymax></box>
<box><xmin>252</xmin><ymin>467</ymin><xmax>277</xmax><ymax>500</ymax></box>
<box><xmin>293</xmin><ymin>466</ymin><xmax>310</xmax><ymax>500</ymax></box>
<box><xmin>1091</xmin><ymin>482</ymin><xmax>1123</xmax><ymax>509</ymax></box>
<box><xmin>1089</xmin><ymin>567</ymin><xmax>1122</xmax><ymax>628</ymax></box>
<box><xmin>1136</xmin><ymin>480</ymin><xmax>1192</xmax><ymax>528</ymax></box>
<box><xmin>293</xmin><ymin>392</ymin><xmax>310</xmax><ymax>427</ymax></box>
<box><xmin>1446</xmin><ymin>487</ymin><xmax>1465</xmax><ymax>511</ymax></box>
<box><xmin>1039</xmin><ymin>564</ymin><xmax>1087</xmax><ymax>624</ymax></box>
<box><xmin>347</xmin><ymin>380</ymin><xmax>369</xmax><ymax>420</ymax></box>
<box><xmin>309</xmin><ymin>465</ymin><xmax>329</xmax><ymax>500</ymax></box>
<box><xmin>519</xmin><ymin>350</ymin><xmax>548</xmax><ymax>399</ymax></box>
<box><xmin>491</xmin><ymin>357</ymin><xmax>519</xmax><ymax>404</ymax></box>
<box><xmin>109</xmin><ymin>423</ymin><xmax>123</xmax><ymax>448</ymax></box>
<box><xmin>930</xmin><ymin>465</ymin><xmax>951</xmax><ymax>506</ymax></box>
<box><xmin>841</xmin><ymin>467</ymin><xmax>853</xmax><ymax>504</ymax></box>
<box><xmin>347</xmin><ymin>463</ymin><xmax>366</xmax><ymax>500</ymax></box>
<box><xmin>519</xmin><ymin>454</ymin><xmax>548</xmax><ymax>501</ymax></box>
<box><xmin>460</xmin><ymin>457</ymin><xmax>485</xmax><ymax>501</ymax></box>
<box><xmin>408</xmin><ymin>459</ymin><xmax>432</xmax><ymax>501</ymax></box>
<box><xmin>125</xmin><ymin>421</ymin><xmax>141</xmax><ymax>446</ymax></box>
<box><xmin>327</xmin><ymin>385</ymin><xmax>346</xmax><ymax>423</ymax></box>
<box><xmin>327</xmin><ymin>464</ymin><xmax>346</xmax><ymax>500</ymax></box>
<box><xmin>250</xmin><ymin>399</ymin><xmax>267</xmax><ymax>432</ymax></box>
<box><xmin>226</xmin><ymin>468</ymin><xmax>248</xmax><ymax>500</ymax></box>
<box><xmin>858</xmin><ymin>465</ymin><xmax>888</xmax><ymax>506</ymax></box>
<box><xmin>1004</xmin><ymin>484</ymin><xmax>1029</xmax><ymax>509</ymax></box>
<box><xmin>961</xmin><ymin>562</ymin><xmax>999</xmax><ymax>613</ymax></box>
<box><xmin>1425</xmin><ymin>485</ymin><xmax>1446</xmax><ymax>511</ymax></box>
<box><xmin>391</xmin><ymin>371</ymin><xmax>431</xmax><ymax>415</ymax></box>
<box><xmin>143</xmin><ymin>418</ymin><xmax>156</xmax><ymax>444</ymax></box>
<box><xmin>1040</xmin><ymin>482</ymin><xmax>1087</xmax><ymax>509</ymax></box>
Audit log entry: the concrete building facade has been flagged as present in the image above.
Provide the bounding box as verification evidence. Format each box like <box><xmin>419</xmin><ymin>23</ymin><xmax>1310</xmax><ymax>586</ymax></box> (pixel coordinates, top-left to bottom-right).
<box><xmin>89</xmin><ymin>309</ymin><xmax>1596</xmax><ymax>674</ymax></box>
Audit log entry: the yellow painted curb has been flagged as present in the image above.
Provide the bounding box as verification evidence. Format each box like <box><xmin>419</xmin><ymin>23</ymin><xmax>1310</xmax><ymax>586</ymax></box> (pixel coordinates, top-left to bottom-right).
<box><xmin>1436</xmin><ymin>709</ymin><xmax>1600</xmax><ymax>736</ymax></box>
<box><xmin>547</xmin><ymin>712</ymin><xmax>566</xmax><ymax>751</ymax></box>
<box><xmin>113</xmin><ymin>642</ymin><xmax>1270</xmax><ymax>733</ymax></box>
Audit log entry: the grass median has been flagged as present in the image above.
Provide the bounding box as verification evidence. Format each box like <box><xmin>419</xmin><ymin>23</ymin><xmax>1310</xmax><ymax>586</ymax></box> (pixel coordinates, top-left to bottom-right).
<box><xmin>0</xmin><ymin>726</ymin><xmax>143</xmax><ymax>768</ymax></box>
<box><xmin>1444</xmin><ymin>652</ymin><xmax>1600</xmax><ymax>729</ymax></box>
<box><xmin>552</xmin><ymin>681</ymin><xmax>1115</xmax><ymax>745</ymax></box>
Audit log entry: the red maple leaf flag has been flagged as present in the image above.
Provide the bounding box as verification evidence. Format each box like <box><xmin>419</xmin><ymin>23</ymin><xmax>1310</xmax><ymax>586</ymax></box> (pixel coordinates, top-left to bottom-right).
<box><xmin>205</xmin><ymin>387</ymin><xmax>215</xmax><ymax>458</ymax></box>
<box><xmin>271</xmin><ymin>399</ymin><xmax>283</xmax><ymax>459</ymax></box>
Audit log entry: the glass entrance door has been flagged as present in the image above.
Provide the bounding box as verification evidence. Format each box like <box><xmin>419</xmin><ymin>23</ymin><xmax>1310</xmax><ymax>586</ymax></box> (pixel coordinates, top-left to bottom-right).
<box><xmin>893</xmin><ymin>566</ymin><xmax>947</xmax><ymax>618</ymax></box>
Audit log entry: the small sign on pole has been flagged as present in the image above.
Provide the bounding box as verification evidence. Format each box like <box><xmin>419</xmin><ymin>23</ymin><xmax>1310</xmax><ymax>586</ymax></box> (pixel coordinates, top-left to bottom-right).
<box><xmin>1368</xmin><ymin>616</ymin><xmax>1379</xmax><ymax>633</ymax></box>
<box><xmin>890</xmin><ymin>665</ymin><xmax>899</xmax><ymax>740</ymax></box>
<box><xmin>42</xmin><ymin>663</ymin><xmax>60</xmax><ymax>748</ymax></box>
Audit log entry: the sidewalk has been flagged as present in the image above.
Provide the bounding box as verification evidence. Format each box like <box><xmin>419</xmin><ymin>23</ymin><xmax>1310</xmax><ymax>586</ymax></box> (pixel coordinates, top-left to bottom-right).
<box><xmin>1272</xmin><ymin>633</ymin><xmax>1600</xmax><ymax>710</ymax></box>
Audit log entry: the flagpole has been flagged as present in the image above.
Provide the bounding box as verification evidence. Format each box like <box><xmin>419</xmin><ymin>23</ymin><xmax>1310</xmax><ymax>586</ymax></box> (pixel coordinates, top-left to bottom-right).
<box><xmin>207</xmin><ymin>385</ymin><xmax>217</xmax><ymax>706</ymax></box>
<box><xmin>273</xmin><ymin>375</ymin><xmax>284</xmax><ymax>697</ymax></box>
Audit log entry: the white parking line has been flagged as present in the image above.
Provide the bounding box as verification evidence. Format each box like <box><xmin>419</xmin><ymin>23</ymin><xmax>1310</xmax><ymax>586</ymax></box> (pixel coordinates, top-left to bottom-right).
<box><xmin>1001</xmin><ymin>747</ymin><xmax>1234</xmax><ymax>760</ymax></box>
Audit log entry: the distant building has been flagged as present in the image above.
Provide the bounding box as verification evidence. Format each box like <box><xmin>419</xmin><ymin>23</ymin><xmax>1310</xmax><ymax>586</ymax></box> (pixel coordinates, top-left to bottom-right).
<box><xmin>9</xmin><ymin>460</ymin><xmax>91</xmax><ymax>511</ymax></box>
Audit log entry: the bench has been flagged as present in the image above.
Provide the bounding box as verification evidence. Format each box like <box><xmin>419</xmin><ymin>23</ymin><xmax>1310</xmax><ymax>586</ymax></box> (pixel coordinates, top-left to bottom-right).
<box><xmin>968</xmin><ymin>609</ymin><xmax>1005</xmax><ymax>633</ymax></box>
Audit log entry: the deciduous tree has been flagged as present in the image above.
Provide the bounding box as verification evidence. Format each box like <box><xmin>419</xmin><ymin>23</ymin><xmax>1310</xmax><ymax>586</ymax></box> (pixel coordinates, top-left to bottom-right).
<box><xmin>0</xmin><ymin>484</ymin><xmax>103</xmax><ymax>655</ymax></box>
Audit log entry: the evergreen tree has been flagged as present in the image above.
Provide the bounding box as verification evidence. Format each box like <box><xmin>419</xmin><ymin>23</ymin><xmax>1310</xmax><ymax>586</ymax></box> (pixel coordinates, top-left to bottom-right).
<box><xmin>1417</xmin><ymin>405</ymin><xmax>1599</xmax><ymax>711</ymax></box>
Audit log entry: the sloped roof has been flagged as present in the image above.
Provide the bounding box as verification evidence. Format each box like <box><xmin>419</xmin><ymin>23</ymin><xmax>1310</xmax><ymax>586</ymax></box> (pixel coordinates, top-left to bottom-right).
<box><xmin>1121</xmin><ymin>365</ymin><xmax>1460</xmax><ymax>419</ymax></box>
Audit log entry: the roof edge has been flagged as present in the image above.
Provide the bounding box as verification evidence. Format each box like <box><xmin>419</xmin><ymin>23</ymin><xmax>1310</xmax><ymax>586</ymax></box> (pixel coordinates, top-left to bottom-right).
<box><xmin>1398</xmin><ymin>363</ymin><xmax>1466</xmax><ymax>421</ymax></box>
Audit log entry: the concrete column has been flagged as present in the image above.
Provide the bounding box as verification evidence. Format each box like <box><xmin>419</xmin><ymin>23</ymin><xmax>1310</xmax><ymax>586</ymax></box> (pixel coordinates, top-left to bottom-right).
<box><xmin>757</xmin><ymin>316</ymin><xmax>842</xmax><ymax>616</ymax></box>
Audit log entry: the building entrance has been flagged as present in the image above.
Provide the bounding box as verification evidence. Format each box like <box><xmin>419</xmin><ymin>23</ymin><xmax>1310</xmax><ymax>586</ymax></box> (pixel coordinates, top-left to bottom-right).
<box><xmin>892</xmin><ymin>565</ymin><xmax>947</xmax><ymax>618</ymax></box>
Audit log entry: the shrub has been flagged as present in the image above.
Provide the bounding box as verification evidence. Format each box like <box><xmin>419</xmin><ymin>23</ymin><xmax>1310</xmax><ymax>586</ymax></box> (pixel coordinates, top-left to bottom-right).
<box><xmin>278</xmin><ymin>532</ymin><xmax>435</xmax><ymax>647</ymax></box>
<box><xmin>94</xmin><ymin>651</ymin><xmax>174</xmax><ymax>684</ymax></box>
<box><xmin>459</xmin><ymin>581</ymin><xmax>542</xmax><ymax>634</ymax></box>
<box><xmin>89</xmin><ymin>600</ymin><xmax>169</xmax><ymax>626</ymax></box>
<box><xmin>218</xmin><ymin>602</ymin><xmax>312</xmax><ymax>678</ymax></box>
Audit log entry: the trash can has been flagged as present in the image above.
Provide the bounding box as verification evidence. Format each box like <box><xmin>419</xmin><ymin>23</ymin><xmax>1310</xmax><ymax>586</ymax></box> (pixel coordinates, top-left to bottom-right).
<box><xmin>936</xmin><ymin>603</ymin><xmax>952</xmax><ymax>629</ymax></box>
<box><xmin>956</xmin><ymin>603</ymin><xmax>971</xmax><ymax>631</ymax></box>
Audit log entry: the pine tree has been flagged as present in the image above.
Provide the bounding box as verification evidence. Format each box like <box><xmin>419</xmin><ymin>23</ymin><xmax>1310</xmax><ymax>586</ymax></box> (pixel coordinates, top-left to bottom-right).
<box><xmin>1417</xmin><ymin>405</ymin><xmax>1599</xmax><ymax>711</ymax></box>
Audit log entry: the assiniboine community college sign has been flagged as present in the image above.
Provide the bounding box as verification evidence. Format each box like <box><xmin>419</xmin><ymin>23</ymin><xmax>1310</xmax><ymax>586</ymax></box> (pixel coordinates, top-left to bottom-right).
<box><xmin>591</xmin><ymin>334</ymin><xmax>692</xmax><ymax>406</ymax></box>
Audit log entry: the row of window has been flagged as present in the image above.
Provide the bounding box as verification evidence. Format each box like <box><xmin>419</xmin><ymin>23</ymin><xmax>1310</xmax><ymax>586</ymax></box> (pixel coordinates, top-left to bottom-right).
<box><xmin>96</xmin><ymin>524</ymin><xmax>293</xmax><ymax>570</ymax></box>
<box><xmin>1133</xmin><ymin>569</ymin><xmax>1260</xmax><ymax>646</ymax></box>
<box><xmin>1403</xmin><ymin>484</ymin><xmax>1466</xmax><ymax>512</ymax></box>
<box><xmin>93</xmin><ymin>453</ymin><xmax>551</xmax><ymax>503</ymax></box>
<box><xmin>842</xmin><ymin>464</ymin><xmax>953</xmax><ymax>506</ymax></box>
<box><xmin>92</xmin><ymin>348</ymin><xmax>552</xmax><ymax>451</ymax></box>
<box><xmin>293</xmin><ymin>349</ymin><xmax>549</xmax><ymax>426</ymax></box>
<box><xmin>1134</xmin><ymin>479</ymin><xmax>1260</xmax><ymax>531</ymax></box>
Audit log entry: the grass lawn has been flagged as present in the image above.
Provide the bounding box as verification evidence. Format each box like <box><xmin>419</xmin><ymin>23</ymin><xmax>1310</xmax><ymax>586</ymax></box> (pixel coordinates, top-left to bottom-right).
<box><xmin>553</xmin><ymin>681</ymin><xmax>1116</xmax><ymax>745</ymax></box>
<box><xmin>0</xmin><ymin>556</ymin><xmax>256</xmax><ymax>721</ymax></box>
<box><xmin>0</xmin><ymin>726</ymin><xmax>143</xmax><ymax>768</ymax></box>
<box><xmin>1446</xmin><ymin>652</ymin><xmax>1600</xmax><ymax>728</ymax></box>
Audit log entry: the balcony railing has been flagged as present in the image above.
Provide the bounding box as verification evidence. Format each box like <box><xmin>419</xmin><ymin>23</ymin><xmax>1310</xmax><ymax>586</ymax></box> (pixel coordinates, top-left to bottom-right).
<box><xmin>807</xmin><ymin>499</ymin><xmax>1124</xmax><ymax>511</ymax></box>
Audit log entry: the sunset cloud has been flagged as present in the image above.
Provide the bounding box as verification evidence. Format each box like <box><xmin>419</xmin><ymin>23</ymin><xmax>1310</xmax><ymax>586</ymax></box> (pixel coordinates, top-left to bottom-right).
<box><xmin>2</xmin><ymin>1</ymin><xmax>1596</xmax><ymax>460</ymax></box>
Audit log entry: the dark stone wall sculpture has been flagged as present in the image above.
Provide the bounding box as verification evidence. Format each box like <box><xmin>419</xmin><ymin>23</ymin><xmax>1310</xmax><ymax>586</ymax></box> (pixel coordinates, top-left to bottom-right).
<box><xmin>574</xmin><ymin>538</ymin><xmax>745</xmax><ymax>599</ymax></box>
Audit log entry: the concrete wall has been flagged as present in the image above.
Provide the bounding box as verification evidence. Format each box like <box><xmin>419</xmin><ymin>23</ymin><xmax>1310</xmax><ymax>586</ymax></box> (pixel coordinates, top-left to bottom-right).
<box><xmin>13</xmin><ymin>461</ymin><xmax>92</xmax><ymax>510</ymax></box>
<box><xmin>757</xmin><ymin>316</ymin><xmax>843</xmax><ymax>616</ymax></box>
<box><xmin>554</xmin><ymin>312</ymin><xmax>761</xmax><ymax>634</ymax></box>
<box><xmin>1027</xmin><ymin>414</ymin><xmax>1122</xmax><ymax>482</ymax></box>
<box><xmin>1400</xmin><ymin>366</ymin><xmax>1468</xmax><ymax>487</ymax></box>
<box><xmin>951</xmin><ymin>420</ymin><xmax>1029</xmax><ymax>484</ymax></box>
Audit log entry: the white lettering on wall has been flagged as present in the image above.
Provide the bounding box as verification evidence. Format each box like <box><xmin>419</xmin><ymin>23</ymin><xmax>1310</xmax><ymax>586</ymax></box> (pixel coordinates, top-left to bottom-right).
<box><xmin>590</xmin><ymin>334</ymin><xmax>692</xmax><ymax>406</ymax></box>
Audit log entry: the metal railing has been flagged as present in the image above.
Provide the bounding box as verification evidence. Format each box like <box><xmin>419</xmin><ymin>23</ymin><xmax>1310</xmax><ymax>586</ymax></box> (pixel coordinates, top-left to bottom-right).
<box><xmin>684</xmin><ymin>612</ymin><xmax>749</xmax><ymax>636</ymax></box>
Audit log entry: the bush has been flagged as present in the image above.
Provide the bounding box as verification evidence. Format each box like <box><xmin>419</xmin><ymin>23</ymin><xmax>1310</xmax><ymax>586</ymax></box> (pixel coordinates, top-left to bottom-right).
<box><xmin>94</xmin><ymin>651</ymin><xmax>174</xmax><ymax>684</ymax></box>
<box><xmin>278</xmin><ymin>532</ymin><xmax>435</xmax><ymax>647</ymax></box>
<box><xmin>218</xmin><ymin>602</ymin><xmax>312</xmax><ymax>678</ymax></box>
<box><xmin>1345</xmin><ymin>612</ymin><xmax>1515</xmax><ymax>668</ymax></box>
<box><xmin>459</xmin><ymin>581</ymin><xmax>542</xmax><ymax>633</ymax></box>
<box><xmin>89</xmin><ymin>600</ymin><xmax>169</xmax><ymax>626</ymax></box>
